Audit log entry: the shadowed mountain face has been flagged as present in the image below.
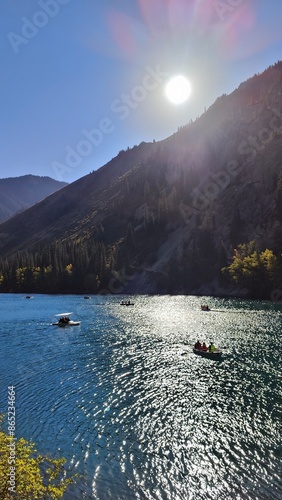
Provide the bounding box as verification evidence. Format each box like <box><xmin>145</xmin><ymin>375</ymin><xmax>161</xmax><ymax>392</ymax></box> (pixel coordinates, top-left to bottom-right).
<box><xmin>0</xmin><ymin>175</ymin><xmax>67</xmax><ymax>223</ymax></box>
<box><xmin>1</xmin><ymin>62</ymin><xmax>282</xmax><ymax>297</ymax></box>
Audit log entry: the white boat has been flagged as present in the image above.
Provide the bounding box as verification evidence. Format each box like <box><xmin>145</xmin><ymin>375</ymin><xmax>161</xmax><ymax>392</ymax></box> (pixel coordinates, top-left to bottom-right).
<box><xmin>52</xmin><ymin>312</ymin><xmax>80</xmax><ymax>327</ymax></box>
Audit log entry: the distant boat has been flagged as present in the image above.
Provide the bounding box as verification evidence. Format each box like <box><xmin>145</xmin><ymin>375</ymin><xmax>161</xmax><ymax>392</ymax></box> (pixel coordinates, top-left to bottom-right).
<box><xmin>201</xmin><ymin>305</ymin><xmax>210</xmax><ymax>311</ymax></box>
<box><xmin>25</xmin><ymin>296</ymin><xmax>33</xmax><ymax>299</ymax></box>
<box><xmin>84</xmin><ymin>296</ymin><xmax>91</xmax><ymax>299</ymax></box>
<box><xmin>120</xmin><ymin>300</ymin><xmax>134</xmax><ymax>306</ymax></box>
<box><xmin>193</xmin><ymin>348</ymin><xmax>222</xmax><ymax>360</ymax></box>
<box><xmin>52</xmin><ymin>312</ymin><xmax>80</xmax><ymax>327</ymax></box>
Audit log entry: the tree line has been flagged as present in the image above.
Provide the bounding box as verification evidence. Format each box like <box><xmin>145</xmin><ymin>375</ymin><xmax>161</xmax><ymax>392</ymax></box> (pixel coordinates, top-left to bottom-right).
<box><xmin>0</xmin><ymin>240</ymin><xmax>111</xmax><ymax>294</ymax></box>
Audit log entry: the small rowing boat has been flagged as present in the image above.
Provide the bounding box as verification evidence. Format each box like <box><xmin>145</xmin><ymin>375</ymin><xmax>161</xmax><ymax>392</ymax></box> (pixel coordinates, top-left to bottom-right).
<box><xmin>201</xmin><ymin>305</ymin><xmax>210</xmax><ymax>311</ymax></box>
<box><xmin>193</xmin><ymin>348</ymin><xmax>222</xmax><ymax>360</ymax></box>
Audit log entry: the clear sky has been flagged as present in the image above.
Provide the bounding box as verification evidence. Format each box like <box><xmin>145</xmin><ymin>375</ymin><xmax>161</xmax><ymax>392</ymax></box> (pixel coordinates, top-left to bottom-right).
<box><xmin>1</xmin><ymin>0</ymin><xmax>282</xmax><ymax>183</ymax></box>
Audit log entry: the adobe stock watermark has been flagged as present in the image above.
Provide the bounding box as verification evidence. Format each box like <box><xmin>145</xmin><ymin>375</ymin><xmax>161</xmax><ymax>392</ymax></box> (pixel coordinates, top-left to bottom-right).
<box><xmin>178</xmin><ymin>106</ymin><xmax>282</xmax><ymax>227</ymax></box>
<box><xmin>270</xmin><ymin>288</ymin><xmax>282</xmax><ymax>304</ymax></box>
<box><xmin>98</xmin><ymin>264</ymin><xmax>168</xmax><ymax>295</ymax></box>
<box><xmin>7</xmin><ymin>0</ymin><xmax>71</xmax><ymax>55</ymax></box>
<box><xmin>99</xmin><ymin>267</ymin><xmax>135</xmax><ymax>295</ymax></box>
<box><xmin>52</xmin><ymin>64</ymin><xmax>169</xmax><ymax>181</ymax></box>
<box><xmin>213</xmin><ymin>0</ymin><xmax>244</xmax><ymax>21</ymax></box>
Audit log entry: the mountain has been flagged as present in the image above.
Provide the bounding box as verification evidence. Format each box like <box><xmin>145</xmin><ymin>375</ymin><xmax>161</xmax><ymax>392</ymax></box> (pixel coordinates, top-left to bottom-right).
<box><xmin>0</xmin><ymin>175</ymin><xmax>67</xmax><ymax>223</ymax></box>
<box><xmin>1</xmin><ymin>62</ymin><xmax>282</xmax><ymax>298</ymax></box>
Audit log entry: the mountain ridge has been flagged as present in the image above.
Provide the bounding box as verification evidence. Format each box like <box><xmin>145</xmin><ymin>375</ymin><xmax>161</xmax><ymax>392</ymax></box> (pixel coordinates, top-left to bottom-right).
<box><xmin>1</xmin><ymin>61</ymin><xmax>282</xmax><ymax>298</ymax></box>
<box><xmin>0</xmin><ymin>174</ymin><xmax>67</xmax><ymax>224</ymax></box>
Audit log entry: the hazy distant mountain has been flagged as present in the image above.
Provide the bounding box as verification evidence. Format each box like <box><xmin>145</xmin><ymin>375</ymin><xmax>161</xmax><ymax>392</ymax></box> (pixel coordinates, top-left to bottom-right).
<box><xmin>1</xmin><ymin>62</ymin><xmax>282</xmax><ymax>298</ymax></box>
<box><xmin>0</xmin><ymin>175</ymin><xmax>67</xmax><ymax>223</ymax></box>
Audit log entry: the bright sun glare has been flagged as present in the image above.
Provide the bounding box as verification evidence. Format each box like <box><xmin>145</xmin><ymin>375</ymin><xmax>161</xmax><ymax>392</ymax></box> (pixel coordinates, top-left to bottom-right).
<box><xmin>165</xmin><ymin>75</ymin><xmax>191</xmax><ymax>104</ymax></box>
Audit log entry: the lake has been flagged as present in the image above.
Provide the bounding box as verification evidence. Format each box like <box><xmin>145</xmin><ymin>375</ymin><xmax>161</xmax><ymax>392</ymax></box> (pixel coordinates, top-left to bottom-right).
<box><xmin>0</xmin><ymin>294</ymin><xmax>281</xmax><ymax>499</ymax></box>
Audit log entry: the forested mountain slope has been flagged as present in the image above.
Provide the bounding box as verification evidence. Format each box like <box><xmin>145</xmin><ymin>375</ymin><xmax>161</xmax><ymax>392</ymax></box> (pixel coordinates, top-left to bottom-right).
<box><xmin>1</xmin><ymin>62</ymin><xmax>282</xmax><ymax>298</ymax></box>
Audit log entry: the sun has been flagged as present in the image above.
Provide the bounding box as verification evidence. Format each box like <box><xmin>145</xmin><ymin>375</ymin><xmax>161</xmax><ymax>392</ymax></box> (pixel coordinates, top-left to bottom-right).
<box><xmin>165</xmin><ymin>75</ymin><xmax>191</xmax><ymax>104</ymax></box>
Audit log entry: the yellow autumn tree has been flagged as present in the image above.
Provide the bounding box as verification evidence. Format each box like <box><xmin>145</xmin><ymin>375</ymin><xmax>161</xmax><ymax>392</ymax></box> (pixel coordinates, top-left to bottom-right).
<box><xmin>222</xmin><ymin>242</ymin><xmax>279</xmax><ymax>297</ymax></box>
<box><xmin>0</xmin><ymin>415</ymin><xmax>74</xmax><ymax>500</ymax></box>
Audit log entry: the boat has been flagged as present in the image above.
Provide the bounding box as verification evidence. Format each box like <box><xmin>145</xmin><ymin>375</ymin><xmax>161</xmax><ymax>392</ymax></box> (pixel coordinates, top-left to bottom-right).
<box><xmin>120</xmin><ymin>301</ymin><xmax>134</xmax><ymax>306</ymax></box>
<box><xmin>193</xmin><ymin>348</ymin><xmax>222</xmax><ymax>360</ymax></box>
<box><xmin>201</xmin><ymin>305</ymin><xmax>210</xmax><ymax>311</ymax></box>
<box><xmin>52</xmin><ymin>312</ymin><xmax>81</xmax><ymax>327</ymax></box>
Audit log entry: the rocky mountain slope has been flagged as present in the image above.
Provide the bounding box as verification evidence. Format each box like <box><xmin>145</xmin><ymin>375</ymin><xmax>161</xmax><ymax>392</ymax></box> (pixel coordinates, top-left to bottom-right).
<box><xmin>0</xmin><ymin>175</ymin><xmax>67</xmax><ymax>223</ymax></box>
<box><xmin>1</xmin><ymin>62</ymin><xmax>282</xmax><ymax>297</ymax></box>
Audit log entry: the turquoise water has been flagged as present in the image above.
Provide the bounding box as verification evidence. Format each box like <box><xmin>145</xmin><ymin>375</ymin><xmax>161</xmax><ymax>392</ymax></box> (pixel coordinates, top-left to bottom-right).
<box><xmin>0</xmin><ymin>294</ymin><xmax>281</xmax><ymax>499</ymax></box>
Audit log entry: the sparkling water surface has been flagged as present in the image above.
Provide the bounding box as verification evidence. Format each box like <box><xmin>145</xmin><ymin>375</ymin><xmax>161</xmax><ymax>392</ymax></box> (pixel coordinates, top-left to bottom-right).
<box><xmin>0</xmin><ymin>294</ymin><xmax>281</xmax><ymax>499</ymax></box>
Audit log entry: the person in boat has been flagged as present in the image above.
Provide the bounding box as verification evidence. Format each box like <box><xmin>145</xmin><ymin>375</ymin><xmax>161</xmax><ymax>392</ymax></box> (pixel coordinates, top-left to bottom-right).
<box><xmin>194</xmin><ymin>340</ymin><xmax>201</xmax><ymax>350</ymax></box>
<box><xmin>202</xmin><ymin>342</ymin><xmax>208</xmax><ymax>351</ymax></box>
<box><xmin>208</xmin><ymin>342</ymin><xmax>215</xmax><ymax>352</ymax></box>
<box><xmin>59</xmin><ymin>316</ymin><xmax>69</xmax><ymax>324</ymax></box>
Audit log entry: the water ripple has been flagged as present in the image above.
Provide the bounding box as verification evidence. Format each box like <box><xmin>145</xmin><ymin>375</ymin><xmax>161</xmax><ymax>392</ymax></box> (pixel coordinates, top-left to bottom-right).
<box><xmin>0</xmin><ymin>294</ymin><xmax>281</xmax><ymax>499</ymax></box>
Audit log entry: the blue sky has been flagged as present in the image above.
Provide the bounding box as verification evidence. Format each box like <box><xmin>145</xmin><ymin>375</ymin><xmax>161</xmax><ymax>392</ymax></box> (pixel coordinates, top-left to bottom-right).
<box><xmin>1</xmin><ymin>0</ymin><xmax>282</xmax><ymax>183</ymax></box>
